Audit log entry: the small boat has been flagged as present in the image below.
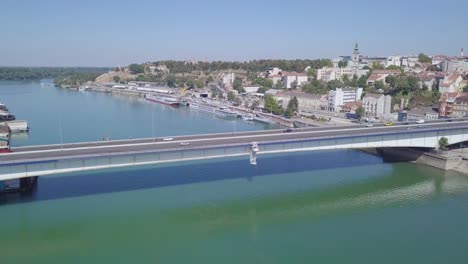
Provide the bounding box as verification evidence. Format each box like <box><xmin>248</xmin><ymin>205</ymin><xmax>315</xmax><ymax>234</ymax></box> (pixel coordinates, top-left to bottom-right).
<box><xmin>242</xmin><ymin>114</ymin><xmax>254</xmax><ymax>121</ymax></box>
<box><xmin>216</xmin><ymin>107</ymin><xmax>238</xmax><ymax>118</ymax></box>
<box><xmin>179</xmin><ymin>99</ymin><xmax>189</xmax><ymax>106</ymax></box>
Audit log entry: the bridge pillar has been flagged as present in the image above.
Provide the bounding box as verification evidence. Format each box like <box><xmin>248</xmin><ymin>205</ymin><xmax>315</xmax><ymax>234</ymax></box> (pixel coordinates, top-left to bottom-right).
<box><xmin>250</xmin><ymin>143</ymin><xmax>258</xmax><ymax>165</ymax></box>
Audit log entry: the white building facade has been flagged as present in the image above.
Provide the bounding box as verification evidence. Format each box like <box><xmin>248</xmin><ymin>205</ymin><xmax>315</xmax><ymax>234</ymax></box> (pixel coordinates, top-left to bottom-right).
<box><xmin>328</xmin><ymin>87</ymin><xmax>363</xmax><ymax>112</ymax></box>
<box><xmin>362</xmin><ymin>93</ymin><xmax>392</xmax><ymax>118</ymax></box>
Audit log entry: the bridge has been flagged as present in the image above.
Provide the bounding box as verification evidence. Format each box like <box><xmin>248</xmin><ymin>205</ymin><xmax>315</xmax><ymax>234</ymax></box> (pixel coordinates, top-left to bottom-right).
<box><xmin>1</xmin><ymin>120</ymin><xmax>468</xmax><ymax>182</ymax></box>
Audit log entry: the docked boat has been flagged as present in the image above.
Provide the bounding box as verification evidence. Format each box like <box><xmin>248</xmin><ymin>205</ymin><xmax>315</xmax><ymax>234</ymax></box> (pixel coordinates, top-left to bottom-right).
<box><xmin>189</xmin><ymin>102</ymin><xmax>218</xmax><ymax>114</ymax></box>
<box><xmin>242</xmin><ymin>114</ymin><xmax>254</xmax><ymax>121</ymax></box>
<box><xmin>0</xmin><ymin>103</ymin><xmax>8</xmax><ymax>111</ymax></box>
<box><xmin>4</xmin><ymin>120</ymin><xmax>28</xmax><ymax>132</ymax></box>
<box><xmin>179</xmin><ymin>99</ymin><xmax>190</xmax><ymax>106</ymax></box>
<box><xmin>216</xmin><ymin>107</ymin><xmax>238</xmax><ymax>118</ymax></box>
<box><xmin>0</xmin><ymin>112</ymin><xmax>15</xmax><ymax>121</ymax></box>
<box><xmin>145</xmin><ymin>94</ymin><xmax>179</xmax><ymax>107</ymax></box>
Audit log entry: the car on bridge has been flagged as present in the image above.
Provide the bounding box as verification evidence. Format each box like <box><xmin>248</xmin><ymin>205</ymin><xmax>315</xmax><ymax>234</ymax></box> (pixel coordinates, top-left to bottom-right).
<box><xmin>163</xmin><ymin>137</ymin><xmax>173</xmax><ymax>141</ymax></box>
<box><xmin>416</xmin><ymin>119</ymin><xmax>425</xmax><ymax>124</ymax></box>
<box><xmin>283</xmin><ymin>128</ymin><xmax>294</xmax><ymax>133</ymax></box>
<box><xmin>365</xmin><ymin>123</ymin><xmax>374</xmax><ymax>127</ymax></box>
<box><xmin>385</xmin><ymin>121</ymin><xmax>393</xmax><ymax>126</ymax></box>
<box><xmin>179</xmin><ymin>142</ymin><xmax>190</xmax><ymax>146</ymax></box>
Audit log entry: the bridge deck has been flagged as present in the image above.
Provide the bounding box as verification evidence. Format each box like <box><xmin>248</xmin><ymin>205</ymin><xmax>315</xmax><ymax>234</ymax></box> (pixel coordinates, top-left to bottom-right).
<box><xmin>1</xmin><ymin>120</ymin><xmax>467</xmax><ymax>166</ymax></box>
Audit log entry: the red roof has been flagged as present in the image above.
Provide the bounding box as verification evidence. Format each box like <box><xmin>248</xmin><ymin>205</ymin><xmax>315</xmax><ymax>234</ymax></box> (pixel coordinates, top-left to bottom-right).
<box><xmin>373</xmin><ymin>70</ymin><xmax>401</xmax><ymax>75</ymax></box>
<box><xmin>447</xmin><ymin>74</ymin><xmax>461</xmax><ymax>81</ymax></box>
<box><xmin>367</xmin><ymin>75</ymin><xmax>383</xmax><ymax>81</ymax></box>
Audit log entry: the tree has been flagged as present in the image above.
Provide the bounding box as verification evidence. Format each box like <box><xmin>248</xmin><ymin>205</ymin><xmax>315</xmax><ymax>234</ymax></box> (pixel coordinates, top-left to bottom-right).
<box><xmin>426</xmin><ymin>65</ymin><xmax>441</xmax><ymax>72</ymax></box>
<box><xmin>288</xmin><ymin>96</ymin><xmax>299</xmax><ymax>111</ymax></box>
<box><xmin>113</xmin><ymin>75</ymin><xmax>121</xmax><ymax>83</ymax></box>
<box><xmin>338</xmin><ymin>61</ymin><xmax>348</xmax><ymax>68</ymax></box>
<box><xmin>166</xmin><ymin>74</ymin><xmax>177</xmax><ymax>88</ymax></box>
<box><xmin>357</xmin><ymin>75</ymin><xmax>368</xmax><ymax>89</ymax></box>
<box><xmin>290</xmin><ymin>80</ymin><xmax>298</xmax><ymax>89</ymax></box>
<box><xmin>195</xmin><ymin>79</ymin><xmax>205</xmax><ymax>88</ymax></box>
<box><xmin>128</xmin><ymin>64</ymin><xmax>145</xmax><ymax>74</ymax></box>
<box><xmin>374</xmin><ymin>80</ymin><xmax>386</xmax><ymax>91</ymax></box>
<box><xmin>207</xmin><ymin>76</ymin><xmax>214</xmax><ymax>83</ymax></box>
<box><xmin>252</xmin><ymin>100</ymin><xmax>260</xmax><ymax>109</ymax></box>
<box><xmin>463</xmin><ymin>85</ymin><xmax>468</xmax><ymax>93</ymax></box>
<box><xmin>438</xmin><ymin>137</ymin><xmax>449</xmax><ymax>151</ymax></box>
<box><xmin>233</xmin><ymin>77</ymin><xmax>244</xmax><ymax>92</ymax></box>
<box><xmin>372</xmin><ymin>62</ymin><xmax>384</xmax><ymax>70</ymax></box>
<box><xmin>227</xmin><ymin>91</ymin><xmax>236</xmax><ymax>101</ymax></box>
<box><xmin>257</xmin><ymin>86</ymin><xmax>268</xmax><ymax>94</ymax></box>
<box><xmin>264</xmin><ymin>95</ymin><xmax>281</xmax><ymax>114</ymax></box>
<box><xmin>254</xmin><ymin>77</ymin><xmax>273</xmax><ymax>88</ymax></box>
<box><xmin>186</xmin><ymin>78</ymin><xmax>195</xmax><ymax>89</ymax></box>
<box><xmin>418</xmin><ymin>53</ymin><xmax>432</xmax><ymax>64</ymax></box>
<box><xmin>386</xmin><ymin>65</ymin><xmax>402</xmax><ymax>72</ymax></box>
<box><xmin>355</xmin><ymin>106</ymin><xmax>365</xmax><ymax>118</ymax></box>
<box><xmin>307</xmin><ymin>68</ymin><xmax>317</xmax><ymax>80</ymax></box>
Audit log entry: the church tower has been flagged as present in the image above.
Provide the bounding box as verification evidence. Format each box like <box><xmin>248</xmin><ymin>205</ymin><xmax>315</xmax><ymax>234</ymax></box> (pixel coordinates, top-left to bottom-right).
<box><xmin>352</xmin><ymin>43</ymin><xmax>360</xmax><ymax>64</ymax></box>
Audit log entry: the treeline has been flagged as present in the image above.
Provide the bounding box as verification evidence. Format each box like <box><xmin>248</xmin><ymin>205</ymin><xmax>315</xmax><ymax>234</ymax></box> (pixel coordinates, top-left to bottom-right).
<box><xmin>0</xmin><ymin>67</ymin><xmax>109</xmax><ymax>81</ymax></box>
<box><xmin>153</xmin><ymin>59</ymin><xmax>333</xmax><ymax>74</ymax></box>
<box><xmin>54</xmin><ymin>72</ymin><xmax>105</xmax><ymax>87</ymax></box>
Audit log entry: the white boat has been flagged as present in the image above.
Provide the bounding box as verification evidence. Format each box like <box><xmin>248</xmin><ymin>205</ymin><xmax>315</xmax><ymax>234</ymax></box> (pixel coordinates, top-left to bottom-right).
<box><xmin>216</xmin><ymin>107</ymin><xmax>238</xmax><ymax>118</ymax></box>
<box><xmin>242</xmin><ymin>114</ymin><xmax>254</xmax><ymax>121</ymax></box>
<box><xmin>4</xmin><ymin>120</ymin><xmax>28</xmax><ymax>132</ymax></box>
<box><xmin>0</xmin><ymin>103</ymin><xmax>7</xmax><ymax>111</ymax></box>
<box><xmin>190</xmin><ymin>102</ymin><xmax>218</xmax><ymax>114</ymax></box>
<box><xmin>145</xmin><ymin>94</ymin><xmax>179</xmax><ymax>107</ymax></box>
<box><xmin>0</xmin><ymin>112</ymin><xmax>15</xmax><ymax>121</ymax></box>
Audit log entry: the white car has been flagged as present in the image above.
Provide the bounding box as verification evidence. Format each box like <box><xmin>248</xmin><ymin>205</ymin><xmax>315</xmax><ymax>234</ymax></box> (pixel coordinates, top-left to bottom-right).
<box><xmin>416</xmin><ymin>119</ymin><xmax>425</xmax><ymax>124</ymax></box>
<box><xmin>180</xmin><ymin>142</ymin><xmax>190</xmax><ymax>146</ymax></box>
<box><xmin>365</xmin><ymin>123</ymin><xmax>374</xmax><ymax>127</ymax></box>
<box><xmin>162</xmin><ymin>137</ymin><xmax>173</xmax><ymax>141</ymax></box>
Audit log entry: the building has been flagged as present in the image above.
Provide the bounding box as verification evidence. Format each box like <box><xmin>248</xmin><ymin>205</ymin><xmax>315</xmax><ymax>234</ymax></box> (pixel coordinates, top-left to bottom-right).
<box><xmin>317</xmin><ymin>68</ymin><xmax>337</xmax><ymax>81</ymax></box>
<box><xmin>386</xmin><ymin>56</ymin><xmax>402</xmax><ymax>67</ymax></box>
<box><xmin>401</xmin><ymin>56</ymin><xmax>418</xmax><ymax>68</ymax></box>
<box><xmin>328</xmin><ymin>87</ymin><xmax>363</xmax><ymax>112</ymax></box>
<box><xmin>432</xmin><ymin>55</ymin><xmax>449</xmax><ymax>66</ymax></box>
<box><xmin>352</xmin><ymin>43</ymin><xmax>360</xmax><ymax>65</ymax></box>
<box><xmin>265</xmin><ymin>89</ymin><xmax>280</xmax><ymax>96</ymax></box>
<box><xmin>439</xmin><ymin>58</ymin><xmax>468</xmax><ymax>73</ymax></box>
<box><xmin>417</xmin><ymin>71</ymin><xmax>437</xmax><ymax>91</ymax></box>
<box><xmin>453</xmin><ymin>95</ymin><xmax>468</xmax><ymax>118</ymax></box>
<box><xmin>407</xmin><ymin>106</ymin><xmax>439</xmax><ymax>120</ymax></box>
<box><xmin>367</xmin><ymin>70</ymin><xmax>401</xmax><ymax>85</ymax></box>
<box><xmin>281</xmin><ymin>72</ymin><xmax>308</xmax><ymax>89</ymax></box>
<box><xmin>362</xmin><ymin>57</ymin><xmax>387</xmax><ymax>67</ymax></box>
<box><xmin>439</xmin><ymin>92</ymin><xmax>462</xmax><ymax>117</ymax></box>
<box><xmin>317</xmin><ymin>67</ymin><xmax>368</xmax><ymax>82</ymax></box>
<box><xmin>243</xmin><ymin>86</ymin><xmax>261</xmax><ymax>94</ymax></box>
<box><xmin>222</xmin><ymin>72</ymin><xmax>235</xmax><ymax>88</ymax></box>
<box><xmin>362</xmin><ymin>93</ymin><xmax>392</xmax><ymax>118</ymax></box>
<box><xmin>438</xmin><ymin>74</ymin><xmax>463</xmax><ymax>93</ymax></box>
<box><xmin>276</xmin><ymin>91</ymin><xmax>327</xmax><ymax>113</ymax></box>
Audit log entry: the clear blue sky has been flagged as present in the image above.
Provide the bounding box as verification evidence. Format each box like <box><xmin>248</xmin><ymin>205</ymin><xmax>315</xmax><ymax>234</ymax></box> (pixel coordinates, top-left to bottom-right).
<box><xmin>1</xmin><ymin>0</ymin><xmax>467</xmax><ymax>67</ymax></box>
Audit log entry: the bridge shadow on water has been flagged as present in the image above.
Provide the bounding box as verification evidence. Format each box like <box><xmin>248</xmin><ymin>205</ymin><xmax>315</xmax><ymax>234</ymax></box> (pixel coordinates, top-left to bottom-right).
<box><xmin>0</xmin><ymin>150</ymin><xmax>389</xmax><ymax>205</ymax></box>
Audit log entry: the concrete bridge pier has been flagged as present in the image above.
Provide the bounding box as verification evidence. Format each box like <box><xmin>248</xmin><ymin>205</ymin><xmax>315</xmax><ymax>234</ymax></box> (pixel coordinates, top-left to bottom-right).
<box><xmin>0</xmin><ymin>176</ymin><xmax>38</xmax><ymax>194</ymax></box>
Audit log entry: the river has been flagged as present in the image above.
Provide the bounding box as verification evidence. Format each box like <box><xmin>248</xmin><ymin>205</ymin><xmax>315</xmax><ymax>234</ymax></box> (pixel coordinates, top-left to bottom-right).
<box><xmin>1</xmin><ymin>81</ymin><xmax>468</xmax><ymax>263</ymax></box>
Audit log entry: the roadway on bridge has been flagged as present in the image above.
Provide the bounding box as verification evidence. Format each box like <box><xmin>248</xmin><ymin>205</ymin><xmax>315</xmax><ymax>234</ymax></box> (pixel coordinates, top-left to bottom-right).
<box><xmin>1</xmin><ymin>120</ymin><xmax>467</xmax><ymax>165</ymax></box>
<box><xmin>9</xmin><ymin>119</ymin><xmax>456</xmax><ymax>152</ymax></box>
